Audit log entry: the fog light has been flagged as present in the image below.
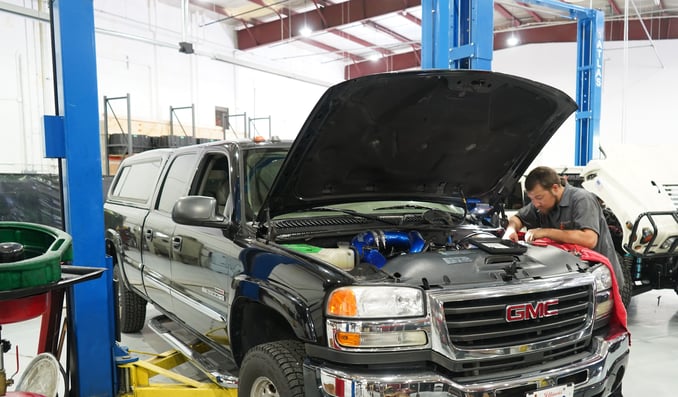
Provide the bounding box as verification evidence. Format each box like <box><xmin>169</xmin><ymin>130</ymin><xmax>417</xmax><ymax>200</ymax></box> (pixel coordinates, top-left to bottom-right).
<box><xmin>640</xmin><ymin>227</ymin><xmax>654</xmax><ymax>244</ymax></box>
<box><xmin>595</xmin><ymin>291</ymin><xmax>613</xmax><ymax>320</ymax></box>
<box><xmin>335</xmin><ymin>330</ymin><xmax>428</xmax><ymax>348</ymax></box>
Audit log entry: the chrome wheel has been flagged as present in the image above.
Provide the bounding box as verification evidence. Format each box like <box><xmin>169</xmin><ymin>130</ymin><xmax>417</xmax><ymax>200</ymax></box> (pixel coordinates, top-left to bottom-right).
<box><xmin>250</xmin><ymin>376</ymin><xmax>279</xmax><ymax>397</ymax></box>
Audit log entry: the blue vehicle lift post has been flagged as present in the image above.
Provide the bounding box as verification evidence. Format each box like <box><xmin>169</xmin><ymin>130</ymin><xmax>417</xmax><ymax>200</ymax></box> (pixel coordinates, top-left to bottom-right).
<box><xmin>519</xmin><ymin>0</ymin><xmax>605</xmax><ymax>166</ymax></box>
<box><xmin>44</xmin><ymin>1</ymin><xmax>116</xmax><ymax>396</ymax></box>
<box><xmin>421</xmin><ymin>0</ymin><xmax>493</xmax><ymax>70</ymax></box>
<box><xmin>421</xmin><ymin>0</ymin><xmax>604</xmax><ymax>166</ymax></box>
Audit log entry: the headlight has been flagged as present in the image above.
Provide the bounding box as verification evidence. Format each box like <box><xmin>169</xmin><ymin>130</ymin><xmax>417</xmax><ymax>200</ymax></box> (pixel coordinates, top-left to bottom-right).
<box><xmin>660</xmin><ymin>236</ymin><xmax>678</xmax><ymax>250</ymax></box>
<box><xmin>591</xmin><ymin>265</ymin><xmax>612</xmax><ymax>291</ymax></box>
<box><xmin>326</xmin><ymin>286</ymin><xmax>429</xmax><ymax>351</ymax></box>
<box><xmin>589</xmin><ymin>265</ymin><xmax>613</xmax><ymax>320</ymax></box>
<box><xmin>326</xmin><ymin>286</ymin><xmax>425</xmax><ymax>319</ymax></box>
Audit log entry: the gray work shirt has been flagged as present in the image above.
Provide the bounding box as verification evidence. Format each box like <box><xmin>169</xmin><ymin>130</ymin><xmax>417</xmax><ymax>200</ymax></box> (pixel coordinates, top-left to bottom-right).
<box><xmin>516</xmin><ymin>184</ymin><xmax>624</xmax><ymax>285</ymax></box>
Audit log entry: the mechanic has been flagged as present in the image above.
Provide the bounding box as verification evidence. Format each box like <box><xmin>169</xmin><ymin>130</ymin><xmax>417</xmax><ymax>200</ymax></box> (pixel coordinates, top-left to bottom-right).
<box><xmin>502</xmin><ymin>166</ymin><xmax>624</xmax><ymax>285</ymax></box>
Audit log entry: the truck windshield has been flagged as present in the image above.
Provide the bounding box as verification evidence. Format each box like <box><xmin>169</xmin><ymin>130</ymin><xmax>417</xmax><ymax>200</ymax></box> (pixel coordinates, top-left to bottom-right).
<box><xmin>244</xmin><ymin>148</ymin><xmax>288</xmax><ymax>220</ymax></box>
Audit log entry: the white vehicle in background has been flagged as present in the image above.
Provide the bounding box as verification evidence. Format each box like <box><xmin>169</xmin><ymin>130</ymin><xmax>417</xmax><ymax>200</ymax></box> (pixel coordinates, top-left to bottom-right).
<box><xmin>581</xmin><ymin>145</ymin><xmax>678</xmax><ymax>297</ymax></box>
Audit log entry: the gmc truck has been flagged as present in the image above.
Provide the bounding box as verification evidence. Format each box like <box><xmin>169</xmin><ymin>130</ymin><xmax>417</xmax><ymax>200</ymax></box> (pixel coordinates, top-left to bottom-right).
<box><xmin>105</xmin><ymin>70</ymin><xmax>629</xmax><ymax>397</ymax></box>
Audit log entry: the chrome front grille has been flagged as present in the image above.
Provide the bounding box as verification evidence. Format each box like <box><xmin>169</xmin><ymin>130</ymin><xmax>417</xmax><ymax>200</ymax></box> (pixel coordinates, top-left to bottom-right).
<box><xmin>444</xmin><ymin>285</ymin><xmax>591</xmax><ymax>349</ymax></box>
<box><xmin>663</xmin><ymin>184</ymin><xmax>678</xmax><ymax>210</ymax></box>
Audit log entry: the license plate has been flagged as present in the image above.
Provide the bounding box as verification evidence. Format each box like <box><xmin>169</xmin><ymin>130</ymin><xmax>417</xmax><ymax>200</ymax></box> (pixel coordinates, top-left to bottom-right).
<box><xmin>526</xmin><ymin>383</ymin><xmax>574</xmax><ymax>397</ymax></box>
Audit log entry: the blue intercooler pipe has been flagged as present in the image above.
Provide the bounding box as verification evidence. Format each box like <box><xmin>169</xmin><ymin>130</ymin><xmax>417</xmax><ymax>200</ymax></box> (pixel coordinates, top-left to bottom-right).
<box><xmin>350</xmin><ymin>230</ymin><xmax>426</xmax><ymax>268</ymax></box>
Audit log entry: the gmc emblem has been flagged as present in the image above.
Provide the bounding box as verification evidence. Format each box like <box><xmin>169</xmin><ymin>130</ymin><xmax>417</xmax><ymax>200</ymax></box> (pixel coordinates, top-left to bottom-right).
<box><xmin>506</xmin><ymin>299</ymin><xmax>559</xmax><ymax>322</ymax></box>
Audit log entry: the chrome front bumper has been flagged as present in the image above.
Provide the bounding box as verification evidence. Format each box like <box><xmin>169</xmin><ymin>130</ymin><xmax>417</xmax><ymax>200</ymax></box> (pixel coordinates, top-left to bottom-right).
<box><xmin>304</xmin><ymin>332</ymin><xmax>629</xmax><ymax>397</ymax></box>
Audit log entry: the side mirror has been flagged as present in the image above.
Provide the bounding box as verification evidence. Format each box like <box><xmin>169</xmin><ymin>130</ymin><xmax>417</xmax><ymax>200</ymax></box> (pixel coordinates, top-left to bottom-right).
<box><xmin>172</xmin><ymin>196</ymin><xmax>226</xmax><ymax>226</ymax></box>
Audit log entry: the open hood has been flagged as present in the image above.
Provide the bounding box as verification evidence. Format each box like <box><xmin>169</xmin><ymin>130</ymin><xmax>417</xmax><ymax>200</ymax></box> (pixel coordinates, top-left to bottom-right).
<box><xmin>263</xmin><ymin>70</ymin><xmax>577</xmax><ymax>219</ymax></box>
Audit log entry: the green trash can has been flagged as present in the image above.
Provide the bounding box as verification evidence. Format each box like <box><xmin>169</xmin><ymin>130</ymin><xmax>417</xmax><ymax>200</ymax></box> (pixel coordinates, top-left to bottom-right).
<box><xmin>0</xmin><ymin>222</ymin><xmax>72</xmax><ymax>291</ymax></box>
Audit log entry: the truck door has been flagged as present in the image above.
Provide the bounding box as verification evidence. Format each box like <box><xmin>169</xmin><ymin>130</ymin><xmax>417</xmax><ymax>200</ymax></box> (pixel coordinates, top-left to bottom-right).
<box><xmin>106</xmin><ymin>156</ymin><xmax>164</xmax><ymax>294</ymax></box>
<box><xmin>142</xmin><ymin>152</ymin><xmax>198</xmax><ymax>311</ymax></box>
<box><xmin>170</xmin><ymin>152</ymin><xmax>241</xmax><ymax>342</ymax></box>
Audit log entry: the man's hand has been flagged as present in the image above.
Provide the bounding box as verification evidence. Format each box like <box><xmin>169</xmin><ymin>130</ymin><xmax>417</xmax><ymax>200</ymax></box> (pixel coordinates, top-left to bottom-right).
<box><xmin>525</xmin><ymin>228</ymin><xmax>545</xmax><ymax>242</ymax></box>
<box><xmin>502</xmin><ymin>225</ymin><xmax>518</xmax><ymax>241</ymax></box>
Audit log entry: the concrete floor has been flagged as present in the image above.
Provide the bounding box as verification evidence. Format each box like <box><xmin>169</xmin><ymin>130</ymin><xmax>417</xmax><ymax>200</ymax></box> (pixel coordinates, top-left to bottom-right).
<box><xmin>2</xmin><ymin>290</ymin><xmax>677</xmax><ymax>396</ymax></box>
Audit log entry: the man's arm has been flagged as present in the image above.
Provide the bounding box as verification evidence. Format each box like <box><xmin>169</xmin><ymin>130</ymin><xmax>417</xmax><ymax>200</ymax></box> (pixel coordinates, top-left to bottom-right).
<box><xmin>526</xmin><ymin>227</ymin><xmax>598</xmax><ymax>248</ymax></box>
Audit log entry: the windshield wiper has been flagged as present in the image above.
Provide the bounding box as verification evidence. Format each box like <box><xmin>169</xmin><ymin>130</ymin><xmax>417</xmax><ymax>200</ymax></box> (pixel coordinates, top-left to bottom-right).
<box><xmin>308</xmin><ymin>207</ymin><xmax>400</xmax><ymax>225</ymax></box>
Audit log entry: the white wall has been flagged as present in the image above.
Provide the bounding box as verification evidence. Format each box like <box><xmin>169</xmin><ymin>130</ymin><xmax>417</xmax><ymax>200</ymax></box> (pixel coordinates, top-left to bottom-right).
<box><xmin>94</xmin><ymin>0</ymin><xmax>342</xmax><ymax>139</ymax></box>
<box><xmin>0</xmin><ymin>10</ymin><xmax>56</xmax><ymax>173</ymax></box>
<box><xmin>0</xmin><ymin>0</ymin><xmax>342</xmax><ymax>173</ymax></box>
<box><xmin>494</xmin><ymin>39</ymin><xmax>678</xmax><ymax>169</ymax></box>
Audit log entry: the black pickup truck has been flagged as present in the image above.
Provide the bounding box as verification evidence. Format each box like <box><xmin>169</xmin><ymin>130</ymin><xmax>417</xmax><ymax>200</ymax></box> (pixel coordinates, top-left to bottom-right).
<box><xmin>105</xmin><ymin>70</ymin><xmax>629</xmax><ymax>397</ymax></box>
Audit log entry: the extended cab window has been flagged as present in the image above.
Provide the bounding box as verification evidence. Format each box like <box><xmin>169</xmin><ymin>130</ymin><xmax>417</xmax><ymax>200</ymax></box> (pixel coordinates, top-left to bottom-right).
<box><xmin>157</xmin><ymin>153</ymin><xmax>198</xmax><ymax>213</ymax></box>
<box><xmin>111</xmin><ymin>159</ymin><xmax>162</xmax><ymax>202</ymax></box>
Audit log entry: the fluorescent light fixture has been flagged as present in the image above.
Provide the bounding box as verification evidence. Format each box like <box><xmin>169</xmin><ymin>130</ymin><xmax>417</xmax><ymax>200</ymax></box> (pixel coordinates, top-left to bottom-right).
<box><xmin>506</xmin><ymin>35</ymin><xmax>520</xmax><ymax>46</ymax></box>
<box><xmin>299</xmin><ymin>26</ymin><xmax>312</xmax><ymax>37</ymax></box>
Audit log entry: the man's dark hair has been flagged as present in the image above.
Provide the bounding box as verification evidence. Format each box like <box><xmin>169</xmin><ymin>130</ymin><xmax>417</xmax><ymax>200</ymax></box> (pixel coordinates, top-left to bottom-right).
<box><xmin>525</xmin><ymin>166</ymin><xmax>563</xmax><ymax>191</ymax></box>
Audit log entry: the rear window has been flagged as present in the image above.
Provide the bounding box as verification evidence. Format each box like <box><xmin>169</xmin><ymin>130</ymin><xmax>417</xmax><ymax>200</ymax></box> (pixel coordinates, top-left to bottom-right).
<box><xmin>110</xmin><ymin>159</ymin><xmax>163</xmax><ymax>203</ymax></box>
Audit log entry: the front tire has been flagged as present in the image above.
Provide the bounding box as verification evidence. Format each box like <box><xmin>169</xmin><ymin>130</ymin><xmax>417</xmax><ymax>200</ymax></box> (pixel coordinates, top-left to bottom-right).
<box><xmin>238</xmin><ymin>340</ymin><xmax>305</xmax><ymax>397</ymax></box>
<box><xmin>616</xmin><ymin>252</ymin><xmax>632</xmax><ymax>308</ymax></box>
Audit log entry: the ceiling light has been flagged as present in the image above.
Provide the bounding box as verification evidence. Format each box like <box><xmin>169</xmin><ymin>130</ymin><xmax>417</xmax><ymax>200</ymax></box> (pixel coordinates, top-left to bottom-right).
<box><xmin>506</xmin><ymin>35</ymin><xmax>520</xmax><ymax>47</ymax></box>
<box><xmin>299</xmin><ymin>26</ymin><xmax>312</xmax><ymax>37</ymax></box>
<box><xmin>368</xmin><ymin>53</ymin><xmax>382</xmax><ymax>62</ymax></box>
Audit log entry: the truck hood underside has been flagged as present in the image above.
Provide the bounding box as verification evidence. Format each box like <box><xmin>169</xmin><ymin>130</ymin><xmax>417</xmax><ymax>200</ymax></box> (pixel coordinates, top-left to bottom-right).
<box><xmin>262</xmin><ymin>70</ymin><xmax>577</xmax><ymax>220</ymax></box>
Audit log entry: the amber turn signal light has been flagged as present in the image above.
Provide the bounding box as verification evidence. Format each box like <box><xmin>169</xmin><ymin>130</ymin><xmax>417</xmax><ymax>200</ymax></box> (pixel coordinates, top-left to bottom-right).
<box><xmin>327</xmin><ymin>288</ymin><xmax>357</xmax><ymax>317</ymax></box>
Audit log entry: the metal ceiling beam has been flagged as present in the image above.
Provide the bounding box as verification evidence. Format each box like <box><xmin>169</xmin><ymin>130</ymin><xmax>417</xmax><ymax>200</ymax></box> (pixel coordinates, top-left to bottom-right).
<box><xmin>363</xmin><ymin>19</ymin><xmax>414</xmax><ymax>43</ymax></box>
<box><xmin>298</xmin><ymin>37</ymin><xmax>365</xmax><ymax>63</ymax></box>
<box><xmin>607</xmin><ymin>0</ymin><xmax>622</xmax><ymax>15</ymax></box>
<box><xmin>399</xmin><ymin>10</ymin><xmax>422</xmax><ymax>26</ymax></box>
<box><xmin>329</xmin><ymin>28</ymin><xmax>394</xmax><ymax>55</ymax></box>
<box><xmin>236</xmin><ymin>0</ymin><xmax>422</xmax><ymax>50</ymax></box>
<box><xmin>494</xmin><ymin>3</ymin><xmax>522</xmax><ymax>27</ymax></box>
<box><xmin>516</xmin><ymin>2</ymin><xmax>544</xmax><ymax>23</ymax></box>
<box><xmin>247</xmin><ymin>0</ymin><xmax>288</xmax><ymax>19</ymax></box>
<box><xmin>345</xmin><ymin>49</ymin><xmax>421</xmax><ymax>79</ymax></box>
<box><xmin>189</xmin><ymin>0</ymin><xmax>230</xmax><ymax>18</ymax></box>
<box><xmin>244</xmin><ymin>0</ymin><xmax>373</xmax><ymax>68</ymax></box>
<box><xmin>345</xmin><ymin>16</ymin><xmax>678</xmax><ymax>77</ymax></box>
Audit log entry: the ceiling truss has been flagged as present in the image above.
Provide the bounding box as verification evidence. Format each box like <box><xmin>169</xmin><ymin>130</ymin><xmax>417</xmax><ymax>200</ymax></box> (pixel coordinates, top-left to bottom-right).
<box><xmin>190</xmin><ymin>0</ymin><xmax>678</xmax><ymax>78</ymax></box>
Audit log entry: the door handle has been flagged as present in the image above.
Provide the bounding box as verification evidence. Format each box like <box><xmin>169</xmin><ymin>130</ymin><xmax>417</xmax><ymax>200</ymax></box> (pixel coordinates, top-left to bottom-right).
<box><xmin>144</xmin><ymin>229</ymin><xmax>153</xmax><ymax>241</ymax></box>
<box><xmin>172</xmin><ymin>236</ymin><xmax>182</xmax><ymax>251</ymax></box>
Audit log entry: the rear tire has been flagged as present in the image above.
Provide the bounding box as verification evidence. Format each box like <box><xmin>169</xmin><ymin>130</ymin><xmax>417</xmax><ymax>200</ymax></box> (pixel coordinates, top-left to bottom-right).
<box><xmin>114</xmin><ymin>265</ymin><xmax>147</xmax><ymax>333</ymax></box>
<box><xmin>238</xmin><ymin>340</ymin><xmax>305</xmax><ymax>397</ymax></box>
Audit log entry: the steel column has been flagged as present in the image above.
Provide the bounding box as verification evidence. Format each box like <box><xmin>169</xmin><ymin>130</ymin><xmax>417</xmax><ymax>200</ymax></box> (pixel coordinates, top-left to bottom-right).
<box><xmin>520</xmin><ymin>0</ymin><xmax>604</xmax><ymax>165</ymax></box>
<box><xmin>575</xmin><ymin>11</ymin><xmax>604</xmax><ymax>166</ymax></box>
<box><xmin>50</xmin><ymin>1</ymin><xmax>116</xmax><ymax>396</ymax></box>
<box><xmin>421</xmin><ymin>0</ymin><xmax>493</xmax><ymax>70</ymax></box>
